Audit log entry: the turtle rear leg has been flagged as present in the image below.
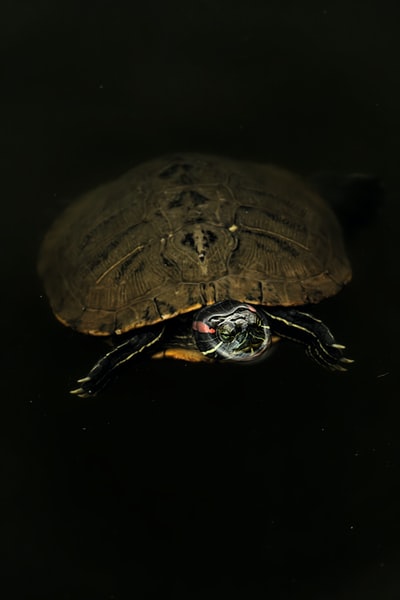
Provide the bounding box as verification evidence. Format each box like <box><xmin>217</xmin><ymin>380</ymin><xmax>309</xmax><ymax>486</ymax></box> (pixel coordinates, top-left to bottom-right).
<box><xmin>70</xmin><ymin>325</ymin><xmax>165</xmax><ymax>398</ymax></box>
<box><xmin>264</xmin><ymin>308</ymin><xmax>354</xmax><ymax>371</ymax></box>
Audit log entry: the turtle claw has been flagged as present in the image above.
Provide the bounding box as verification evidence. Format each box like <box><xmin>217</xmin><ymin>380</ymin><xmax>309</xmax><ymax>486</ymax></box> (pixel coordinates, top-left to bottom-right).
<box><xmin>70</xmin><ymin>379</ymin><xmax>96</xmax><ymax>398</ymax></box>
<box><xmin>335</xmin><ymin>363</ymin><xmax>351</xmax><ymax>373</ymax></box>
<box><xmin>306</xmin><ymin>341</ymin><xmax>354</xmax><ymax>372</ymax></box>
<box><xmin>324</xmin><ymin>344</ymin><xmax>354</xmax><ymax>372</ymax></box>
<box><xmin>69</xmin><ymin>362</ymin><xmax>109</xmax><ymax>397</ymax></box>
<box><xmin>70</xmin><ymin>388</ymin><xmax>87</xmax><ymax>397</ymax></box>
<box><xmin>69</xmin><ymin>387</ymin><xmax>82</xmax><ymax>396</ymax></box>
<box><xmin>340</xmin><ymin>357</ymin><xmax>355</xmax><ymax>365</ymax></box>
<box><xmin>69</xmin><ymin>363</ymin><xmax>111</xmax><ymax>397</ymax></box>
<box><xmin>265</xmin><ymin>309</ymin><xmax>354</xmax><ymax>374</ymax></box>
<box><xmin>333</xmin><ymin>348</ymin><xmax>355</xmax><ymax>371</ymax></box>
<box><xmin>68</xmin><ymin>367</ymin><xmax>105</xmax><ymax>398</ymax></box>
<box><xmin>68</xmin><ymin>326</ymin><xmax>165</xmax><ymax>398</ymax></box>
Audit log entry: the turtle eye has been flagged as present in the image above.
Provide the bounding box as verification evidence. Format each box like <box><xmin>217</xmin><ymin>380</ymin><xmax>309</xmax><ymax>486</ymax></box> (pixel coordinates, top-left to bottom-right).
<box><xmin>218</xmin><ymin>321</ymin><xmax>236</xmax><ymax>342</ymax></box>
<box><xmin>192</xmin><ymin>300</ymin><xmax>272</xmax><ymax>361</ymax></box>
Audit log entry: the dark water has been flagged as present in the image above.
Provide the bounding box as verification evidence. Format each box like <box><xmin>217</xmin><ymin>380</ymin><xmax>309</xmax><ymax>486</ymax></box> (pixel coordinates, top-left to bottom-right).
<box><xmin>3</xmin><ymin>1</ymin><xmax>400</xmax><ymax>598</ymax></box>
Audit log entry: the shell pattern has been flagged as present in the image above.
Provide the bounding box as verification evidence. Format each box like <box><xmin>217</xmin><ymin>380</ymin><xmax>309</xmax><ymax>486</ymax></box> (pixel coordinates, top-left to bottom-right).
<box><xmin>38</xmin><ymin>154</ymin><xmax>351</xmax><ymax>336</ymax></box>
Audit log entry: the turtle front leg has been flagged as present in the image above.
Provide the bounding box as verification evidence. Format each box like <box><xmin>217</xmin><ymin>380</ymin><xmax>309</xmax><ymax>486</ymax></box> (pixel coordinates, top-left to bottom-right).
<box><xmin>264</xmin><ymin>308</ymin><xmax>354</xmax><ymax>371</ymax></box>
<box><xmin>70</xmin><ymin>325</ymin><xmax>165</xmax><ymax>398</ymax></box>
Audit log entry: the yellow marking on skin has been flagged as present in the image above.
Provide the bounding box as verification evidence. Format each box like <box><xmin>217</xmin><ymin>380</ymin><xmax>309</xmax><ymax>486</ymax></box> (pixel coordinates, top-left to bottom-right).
<box><xmin>151</xmin><ymin>348</ymin><xmax>212</xmax><ymax>362</ymax></box>
<box><xmin>268</xmin><ymin>313</ymin><xmax>318</xmax><ymax>338</ymax></box>
<box><xmin>112</xmin><ymin>327</ymin><xmax>165</xmax><ymax>368</ymax></box>
<box><xmin>202</xmin><ymin>340</ymin><xmax>224</xmax><ymax>356</ymax></box>
<box><xmin>69</xmin><ymin>327</ymin><xmax>165</xmax><ymax>396</ymax></box>
<box><xmin>269</xmin><ymin>312</ymin><xmax>348</xmax><ymax>369</ymax></box>
<box><xmin>95</xmin><ymin>244</ymin><xmax>145</xmax><ymax>284</ymax></box>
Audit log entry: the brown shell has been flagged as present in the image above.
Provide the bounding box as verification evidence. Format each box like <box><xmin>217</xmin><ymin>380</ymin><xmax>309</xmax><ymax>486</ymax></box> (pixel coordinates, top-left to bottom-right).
<box><xmin>38</xmin><ymin>153</ymin><xmax>351</xmax><ymax>336</ymax></box>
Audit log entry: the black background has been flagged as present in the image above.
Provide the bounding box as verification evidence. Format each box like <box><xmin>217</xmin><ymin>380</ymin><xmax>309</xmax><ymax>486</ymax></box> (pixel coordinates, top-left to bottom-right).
<box><xmin>2</xmin><ymin>1</ymin><xmax>400</xmax><ymax>598</ymax></box>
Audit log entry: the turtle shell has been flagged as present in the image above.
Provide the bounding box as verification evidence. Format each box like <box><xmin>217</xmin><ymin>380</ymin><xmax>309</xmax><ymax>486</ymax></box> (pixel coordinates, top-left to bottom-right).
<box><xmin>38</xmin><ymin>153</ymin><xmax>351</xmax><ymax>336</ymax></box>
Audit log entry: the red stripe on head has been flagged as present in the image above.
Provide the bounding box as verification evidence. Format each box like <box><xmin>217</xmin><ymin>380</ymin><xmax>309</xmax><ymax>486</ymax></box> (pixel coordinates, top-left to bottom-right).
<box><xmin>245</xmin><ymin>304</ymin><xmax>257</xmax><ymax>313</ymax></box>
<box><xmin>192</xmin><ymin>320</ymin><xmax>216</xmax><ymax>334</ymax></box>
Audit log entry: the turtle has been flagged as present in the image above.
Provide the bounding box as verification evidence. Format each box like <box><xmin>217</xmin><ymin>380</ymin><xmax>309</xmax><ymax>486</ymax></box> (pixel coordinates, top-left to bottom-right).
<box><xmin>38</xmin><ymin>153</ymin><xmax>354</xmax><ymax>397</ymax></box>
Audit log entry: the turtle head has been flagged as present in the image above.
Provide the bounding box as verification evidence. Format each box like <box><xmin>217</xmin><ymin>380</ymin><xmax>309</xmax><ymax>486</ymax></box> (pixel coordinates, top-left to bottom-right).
<box><xmin>192</xmin><ymin>300</ymin><xmax>272</xmax><ymax>362</ymax></box>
